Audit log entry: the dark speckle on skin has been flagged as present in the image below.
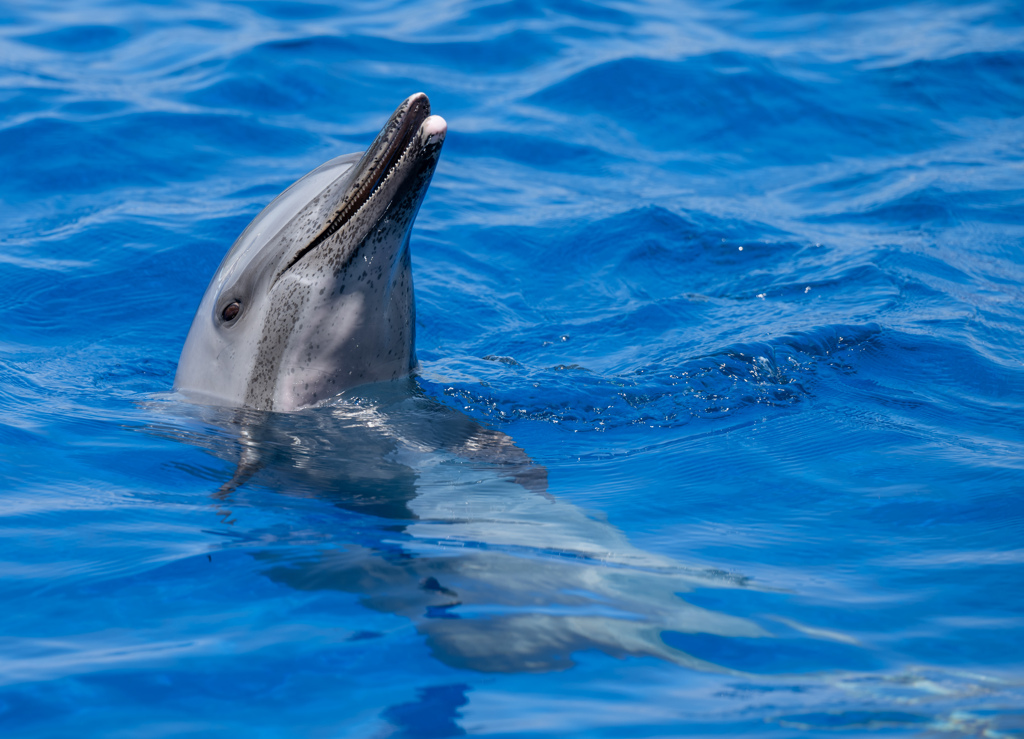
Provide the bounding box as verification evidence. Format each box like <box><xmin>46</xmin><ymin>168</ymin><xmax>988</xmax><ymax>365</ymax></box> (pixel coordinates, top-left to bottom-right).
<box><xmin>218</xmin><ymin>124</ymin><xmax>441</xmax><ymax>411</ymax></box>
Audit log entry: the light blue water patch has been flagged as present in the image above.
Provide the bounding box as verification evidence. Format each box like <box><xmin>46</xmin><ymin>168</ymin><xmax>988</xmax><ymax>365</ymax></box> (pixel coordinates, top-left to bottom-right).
<box><xmin>1</xmin><ymin>1</ymin><xmax>1023</xmax><ymax>736</ymax></box>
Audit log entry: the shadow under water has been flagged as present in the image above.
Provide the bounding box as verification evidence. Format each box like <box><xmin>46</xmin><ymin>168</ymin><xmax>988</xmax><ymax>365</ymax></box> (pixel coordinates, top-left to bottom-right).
<box><xmin>144</xmin><ymin>382</ymin><xmax>774</xmax><ymax>674</ymax></box>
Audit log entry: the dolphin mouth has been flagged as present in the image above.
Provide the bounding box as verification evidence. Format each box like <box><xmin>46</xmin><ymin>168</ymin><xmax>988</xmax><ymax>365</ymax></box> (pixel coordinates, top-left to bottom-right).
<box><xmin>278</xmin><ymin>93</ymin><xmax>446</xmax><ymax>278</ymax></box>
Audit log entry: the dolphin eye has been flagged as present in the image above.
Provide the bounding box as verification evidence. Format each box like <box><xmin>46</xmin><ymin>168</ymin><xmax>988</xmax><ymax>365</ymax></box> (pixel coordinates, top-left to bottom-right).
<box><xmin>221</xmin><ymin>301</ymin><xmax>241</xmax><ymax>322</ymax></box>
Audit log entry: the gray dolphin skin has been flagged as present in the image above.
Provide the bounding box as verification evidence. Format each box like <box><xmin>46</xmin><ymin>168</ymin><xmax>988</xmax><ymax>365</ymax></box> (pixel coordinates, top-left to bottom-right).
<box><xmin>174</xmin><ymin>93</ymin><xmax>447</xmax><ymax>411</ymax></box>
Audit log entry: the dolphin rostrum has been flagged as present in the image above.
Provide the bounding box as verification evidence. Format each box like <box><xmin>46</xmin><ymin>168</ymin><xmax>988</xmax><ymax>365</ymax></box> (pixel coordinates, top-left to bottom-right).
<box><xmin>174</xmin><ymin>93</ymin><xmax>447</xmax><ymax>411</ymax></box>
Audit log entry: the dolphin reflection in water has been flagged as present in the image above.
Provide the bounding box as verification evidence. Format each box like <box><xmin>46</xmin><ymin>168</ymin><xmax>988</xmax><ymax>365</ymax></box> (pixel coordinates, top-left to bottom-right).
<box><xmin>155</xmin><ymin>386</ymin><xmax>769</xmax><ymax>674</ymax></box>
<box><xmin>165</xmin><ymin>94</ymin><xmax>771</xmax><ymax>673</ymax></box>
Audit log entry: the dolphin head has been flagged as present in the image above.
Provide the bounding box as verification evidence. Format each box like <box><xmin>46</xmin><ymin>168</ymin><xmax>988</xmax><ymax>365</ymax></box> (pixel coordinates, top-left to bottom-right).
<box><xmin>174</xmin><ymin>93</ymin><xmax>447</xmax><ymax>411</ymax></box>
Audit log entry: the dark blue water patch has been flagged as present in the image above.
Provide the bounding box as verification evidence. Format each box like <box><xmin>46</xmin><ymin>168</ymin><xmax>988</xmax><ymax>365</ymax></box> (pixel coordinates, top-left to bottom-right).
<box><xmin>0</xmin><ymin>113</ymin><xmax>317</xmax><ymax>199</ymax></box>
<box><xmin>182</xmin><ymin>38</ymin><xmax>420</xmax><ymax>120</ymax></box>
<box><xmin>575</xmin><ymin>207</ymin><xmax>800</xmax><ymax>297</ymax></box>
<box><xmin>227</xmin><ymin>29</ymin><xmax>564</xmax><ymax>101</ymax></box>
<box><xmin>416</xmin><ymin>206</ymin><xmax>807</xmax><ymax>344</ymax></box>
<box><xmin>0</xmin><ymin>419</ymin><xmax>43</xmax><ymax>452</ymax></box>
<box><xmin>733</xmin><ymin>0</ymin><xmax>925</xmax><ymax>10</ymax></box>
<box><xmin>0</xmin><ymin>617</ymin><xmax>444</xmax><ymax>736</ymax></box>
<box><xmin>347</xmin><ymin>630</ymin><xmax>382</xmax><ymax>641</ymax></box>
<box><xmin>93</xmin><ymin>356</ymin><xmax>178</xmax><ymax>393</ymax></box>
<box><xmin>844</xmin><ymin>329</ymin><xmax>1024</xmax><ymax>438</ymax></box>
<box><xmin>774</xmin><ymin>710</ymin><xmax>929</xmax><ymax>731</ymax></box>
<box><xmin>809</xmin><ymin>184</ymin><xmax>1024</xmax><ymax>228</ymax></box>
<box><xmin>732</xmin><ymin>0</ymin><xmax>1024</xmax><ymax>27</ymax></box>
<box><xmin>872</xmin><ymin>51</ymin><xmax>1024</xmax><ymax>121</ymax></box>
<box><xmin>450</xmin><ymin>0</ymin><xmax>638</xmax><ymax>28</ymax></box>
<box><xmin>405</xmin><ymin>30</ymin><xmax>565</xmax><ymax>74</ymax></box>
<box><xmin>949</xmin><ymin>187</ymin><xmax>1024</xmax><ymax>225</ymax></box>
<box><xmin>185</xmin><ymin>72</ymin><xmax>321</xmax><ymax>114</ymax></box>
<box><xmin>682</xmin><ymin>551</ymin><xmax>1024</xmax><ymax>673</ymax></box>
<box><xmin>683</xmin><ymin>587</ymin><xmax>893</xmax><ymax>639</ymax></box>
<box><xmin>663</xmin><ymin>631</ymin><xmax>880</xmax><ymax>674</ymax></box>
<box><xmin>382</xmin><ymin>684</ymin><xmax>469</xmax><ymax>739</ymax></box>
<box><xmin>185</xmin><ymin>18</ymin><xmax>235</xmax><ymax>31</ymax></box>
<box><xmin>0</xmin><ymin>88</ymin><xmax>66</xmax><ymax>123</ymax></box>
<box><xmin>446</xmin><ymin>131</ymin><xmax>617</xmax><ymax>173</ymax></box>
<box><xmin>58</xmin><ymin>100</ymin><xmax>131</xmax><ymax>118</ymax></box>
<box><xmin>420</xmin><ymin>322</ymin><xmax>880</xmax><ymax>432</ymax></box>
<box><xmin>873</xmin><ymin>247</ymin><xmax>976</xmax><ymax>294</ymax></box>
<box><xmin>811</xmin><ymin>186</ymin><xmax>962</xmax><ymax>227</ymax></box>
<box><xmin>17</xmin><ymin>25</ymin><xmax>131</xmax><ymax>53</ymax></box>
<box><xmin>0</xmin><ymin>118</ymin><xmax>159</xmax><ymax>195</ymax></box>
<box><xmin>897</xmin><ymin>618</ymin><xmax>1024</xmax><ymax>668</ymax></box>
<box><xmin>0</xmin><ymin>232</ymin><xmax>230</xmax><ymax>348</ymax></box>
<box><xmin>239</xmin><ymin>0</ymin><xmax>343</xmax><ymax>20</ymax></box>
<box><xmin>529</xmin><ymin>53</ymin><xmax>946</xmax><ymax>163</ymax></box>
<box><xmin>803</xmin><ymin>168</ymin><xmax>894</xmax><ymax>198</ymax></box>
<box><xmin>0</xmin><ymin>4</ymin><xmax>23</xmax><ymax>24</ymax></box>
<box><xmin>423</xmin><ymin>206</ymin><xmax>891</xmax><ymax>377</ymax></box>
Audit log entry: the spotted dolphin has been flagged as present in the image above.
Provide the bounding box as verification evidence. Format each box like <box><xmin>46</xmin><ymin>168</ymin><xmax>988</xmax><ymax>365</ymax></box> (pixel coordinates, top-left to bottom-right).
<box><xmin>174</xmin><ymin>93</ymin><xmax>446</xmax><ymax>411</ymax></box>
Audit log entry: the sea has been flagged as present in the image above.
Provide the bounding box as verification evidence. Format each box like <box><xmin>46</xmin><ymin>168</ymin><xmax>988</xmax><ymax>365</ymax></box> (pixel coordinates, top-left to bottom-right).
<box><xmin>1</xmin><ymin>0</ymin><xmax>1023</xmax><ymax>736</ymax></box>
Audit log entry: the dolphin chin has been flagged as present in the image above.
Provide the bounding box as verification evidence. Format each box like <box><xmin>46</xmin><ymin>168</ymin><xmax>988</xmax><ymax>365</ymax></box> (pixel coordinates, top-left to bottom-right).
<box><xmin>174</xmin><ymin>93</ymin><xmax>447</xmax><ymax>412</ymax></box>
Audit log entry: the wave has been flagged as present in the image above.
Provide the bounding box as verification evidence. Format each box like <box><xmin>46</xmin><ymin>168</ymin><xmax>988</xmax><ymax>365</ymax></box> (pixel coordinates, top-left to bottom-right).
<box><xmin>1</xmin><ymin>0</ymin><xmax>1023</xmax><ymax>734</ymax></box>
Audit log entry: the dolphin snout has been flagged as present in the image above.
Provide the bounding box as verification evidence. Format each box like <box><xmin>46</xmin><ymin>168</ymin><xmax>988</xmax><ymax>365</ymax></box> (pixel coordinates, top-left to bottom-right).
<box><xmin>422</xmin><ymin>115</ymin><xmax>447</xmax><ymax>146</ymax></box>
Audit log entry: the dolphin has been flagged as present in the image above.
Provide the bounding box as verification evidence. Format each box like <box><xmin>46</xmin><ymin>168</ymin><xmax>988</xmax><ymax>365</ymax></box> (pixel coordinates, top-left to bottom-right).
<box><xmin>161</xmin><ymin>94</ymin><xmax>831</xmax><ymax>677</ymax></box>
<box><xmin>174</xmin><ymin>93</ymin><xmax>446</xmax><ymax>411</ymax></box>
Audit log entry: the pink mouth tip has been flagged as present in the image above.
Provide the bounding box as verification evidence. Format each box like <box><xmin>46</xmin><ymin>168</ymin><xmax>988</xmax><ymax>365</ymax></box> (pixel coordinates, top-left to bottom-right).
<box><xmin>422</xmin><ymin>114</ymin><xmax>447</xmax><ymax>144</ymax></box>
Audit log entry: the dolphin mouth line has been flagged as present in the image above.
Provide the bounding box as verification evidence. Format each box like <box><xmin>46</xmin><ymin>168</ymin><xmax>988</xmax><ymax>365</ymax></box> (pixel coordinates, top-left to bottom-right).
<box><xmin>277</xmin><ymin>94</ymin><xmax>434</xmax><ymax>280</ymax></box>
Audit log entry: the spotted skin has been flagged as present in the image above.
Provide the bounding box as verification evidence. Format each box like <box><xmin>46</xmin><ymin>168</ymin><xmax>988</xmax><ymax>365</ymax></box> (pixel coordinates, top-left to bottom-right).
<box><xmin>174</xmin><ymin>94</ymin><xmax>445</xmax><ymax>411</ymax></box>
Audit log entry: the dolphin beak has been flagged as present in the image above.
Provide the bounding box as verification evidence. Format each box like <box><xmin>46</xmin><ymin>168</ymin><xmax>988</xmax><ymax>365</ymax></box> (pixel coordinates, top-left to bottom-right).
<box><xmin>275</xmin><ymin>93</ymin><xmax>447</xmax><ymax>280</ymax></box>
<box><xmin>336</xmin><ymin>92</ymin><xmax>444</xmax><ymax>228</ymax></box>
<box><xmin>351</xmin><ymin>92</ymin><xmax>433</xmax><ymax>194</ymax></box>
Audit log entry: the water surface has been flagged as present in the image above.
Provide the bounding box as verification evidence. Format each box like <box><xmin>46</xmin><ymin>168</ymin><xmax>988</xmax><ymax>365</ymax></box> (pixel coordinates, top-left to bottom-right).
<box><xmin>1</xmin><ymin>0</ymin><xmax>1023</xmax><ymax>736</ymax></box>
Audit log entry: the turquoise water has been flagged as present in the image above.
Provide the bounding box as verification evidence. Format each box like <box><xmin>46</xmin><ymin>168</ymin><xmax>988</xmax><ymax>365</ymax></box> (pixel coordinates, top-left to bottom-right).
<box><xmin>2</xmin><ymin>1</ymin><xmax>1024</xmax><ymax>736</ymax></box>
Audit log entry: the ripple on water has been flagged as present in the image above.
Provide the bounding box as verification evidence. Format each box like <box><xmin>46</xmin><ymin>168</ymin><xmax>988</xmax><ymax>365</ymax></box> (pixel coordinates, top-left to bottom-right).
<box><xmin>1</xmin><ymin>0</ymin><xmax>1023</xmax><ymax>735</ymax></box>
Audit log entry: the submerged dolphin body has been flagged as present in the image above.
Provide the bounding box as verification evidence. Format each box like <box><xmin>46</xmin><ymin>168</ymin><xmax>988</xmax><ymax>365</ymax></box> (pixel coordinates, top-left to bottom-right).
<box><xmin>174</xmin><ymin>93</ymin><xmax>446</xmax><ymax>411</ymax></box>
<box><xmin>148</xmin><ymin>394</ymin><xmax>770</xmax><ymax>675</ymax></box>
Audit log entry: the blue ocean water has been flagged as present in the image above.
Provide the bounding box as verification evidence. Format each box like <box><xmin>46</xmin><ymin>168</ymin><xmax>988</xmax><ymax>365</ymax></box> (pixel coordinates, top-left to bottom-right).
<box><xmin>2</xmin><ymin>0</ymin><xmax>1023</xmax><ymax>735</ymax></box>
